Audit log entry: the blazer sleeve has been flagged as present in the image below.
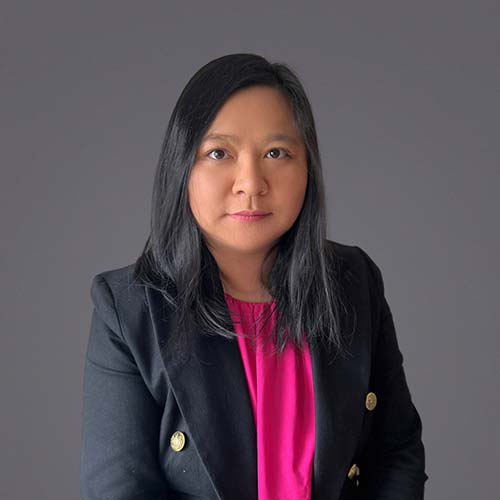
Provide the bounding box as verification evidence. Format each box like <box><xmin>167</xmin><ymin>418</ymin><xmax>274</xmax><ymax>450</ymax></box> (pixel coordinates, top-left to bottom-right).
<box><xmin>356</xmin><ymin>247</ymin><xmax>429</xmax><ymax>499</ymax></box>
<box><xmin>80</xmin><ymin>274</ymin><xmax>169</xmax><ymax>500</ymax></box>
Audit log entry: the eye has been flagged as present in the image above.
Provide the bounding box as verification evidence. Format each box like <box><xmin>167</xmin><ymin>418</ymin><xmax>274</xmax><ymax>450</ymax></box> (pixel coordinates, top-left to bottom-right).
<box><xmin>266</xmin><ymin>147</ymin><xmax>292</xmax><ymax>159</ymax></box>
<box><xmin>205</xmin><ymin>147</ymin><xmax>292</xmax><ymax>161</ymax></box>
<box><xmin>207</xmin><ymin>148</ymin><xmax>228</xmax><ymax>160</ymax></box>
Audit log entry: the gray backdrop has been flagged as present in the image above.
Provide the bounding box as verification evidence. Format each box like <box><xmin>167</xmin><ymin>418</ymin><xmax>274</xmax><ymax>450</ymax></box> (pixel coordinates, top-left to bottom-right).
<box><xmin>1</xmin><ymin>1</ymin><xmax>498</xmax><ymax>498</ymax></box>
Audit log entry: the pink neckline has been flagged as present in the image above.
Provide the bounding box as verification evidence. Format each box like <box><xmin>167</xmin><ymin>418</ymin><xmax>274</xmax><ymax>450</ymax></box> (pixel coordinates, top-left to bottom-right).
<box><xmin>223</xmin><ymin>291</ymin><xmax>274</xmax><ymax>305</ymax></box>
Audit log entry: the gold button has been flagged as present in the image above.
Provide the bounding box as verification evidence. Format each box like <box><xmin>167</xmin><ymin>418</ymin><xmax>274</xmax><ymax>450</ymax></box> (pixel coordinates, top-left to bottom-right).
<box><xmin>170</xmin><ymin>431</ymin><xmax>186</xmax><ymax>452</ymax></box>
<box><xmin>365</xmin><ymin>391</ymin><xmax>377</xmax><ymax>411</ymax></box>
<box><xmin>347</xmin><ymin>463</ymin><xmax>360</xmax><ymax>480</ymax></box>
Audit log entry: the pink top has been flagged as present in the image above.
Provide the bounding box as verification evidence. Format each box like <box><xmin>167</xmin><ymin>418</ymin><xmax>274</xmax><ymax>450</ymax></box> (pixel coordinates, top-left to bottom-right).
<box><xmin>224</xmin><ymin>292</ymin><xmax>316</xmax><ymax>500</ymax></box>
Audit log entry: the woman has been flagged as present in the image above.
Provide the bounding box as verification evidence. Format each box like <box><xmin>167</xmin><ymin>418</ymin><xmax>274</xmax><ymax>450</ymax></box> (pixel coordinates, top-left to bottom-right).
<box><xmin>80</xmin><ymin>53</ymin><xmax>428</xmax><ymax>500</ymax></box>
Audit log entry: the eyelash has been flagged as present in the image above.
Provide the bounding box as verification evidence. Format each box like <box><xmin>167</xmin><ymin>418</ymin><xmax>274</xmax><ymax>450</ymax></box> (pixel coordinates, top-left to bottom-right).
<box><xmin>206</xmin><ymin>147</ymin><xmax>292</xmax><ymax>161</ymax></box>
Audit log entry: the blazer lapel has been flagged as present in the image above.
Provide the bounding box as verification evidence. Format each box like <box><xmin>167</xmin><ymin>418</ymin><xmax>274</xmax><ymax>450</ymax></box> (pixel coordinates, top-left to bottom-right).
<box><xmin>310</xmin><ymin>334</ymin><xmax>369</xmax><ymax>499</ymax></box>
<box><xmin>146</xmin><ymin>286</ymin><xmax>257</xmax><ymax>500</ymax></box>
<box><xmin>147</xmin><ymin>283</ymin><xmax>369</xmax><ymax>500</ymax></box>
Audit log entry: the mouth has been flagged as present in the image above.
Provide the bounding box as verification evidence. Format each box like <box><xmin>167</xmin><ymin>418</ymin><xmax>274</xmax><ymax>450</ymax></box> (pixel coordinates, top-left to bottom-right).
<box><xmin>230</xmin><ymin>210</ymin><xmax>271</xmax><ymax>216</ymax></box>
<box><xmin>228</xmin><ymin>212</ymin><xmax>272</xmax><ymax>221</ymax></box>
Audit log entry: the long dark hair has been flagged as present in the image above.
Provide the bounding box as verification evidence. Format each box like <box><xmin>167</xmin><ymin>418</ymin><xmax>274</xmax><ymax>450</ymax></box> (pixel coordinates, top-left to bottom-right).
<box><xmin>135</xmin><ymin>53</ymin><xmax>355</xmax><ymax>360</ymax></box>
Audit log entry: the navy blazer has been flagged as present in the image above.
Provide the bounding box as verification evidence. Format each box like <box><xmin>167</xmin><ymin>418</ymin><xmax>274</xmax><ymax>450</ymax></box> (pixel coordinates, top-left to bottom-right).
<box><xmin>80</xmin><ymin>241</ymin><xmax>428</xmax><ymax>499</ymax></box>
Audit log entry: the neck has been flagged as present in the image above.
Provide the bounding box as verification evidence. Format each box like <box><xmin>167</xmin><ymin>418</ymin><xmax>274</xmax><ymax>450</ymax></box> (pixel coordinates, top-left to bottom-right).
<box><xmin>209</xmin><ymin>245</ymin><xmax>277</xmax><ymax>302</ymax></box>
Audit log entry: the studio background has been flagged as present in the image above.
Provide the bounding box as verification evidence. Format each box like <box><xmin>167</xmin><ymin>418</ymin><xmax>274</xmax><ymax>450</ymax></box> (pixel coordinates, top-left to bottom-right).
<box><xmin>1</xmin><ymin>1</ymin><xmax>498</xmax><ymax>499</ymax></box>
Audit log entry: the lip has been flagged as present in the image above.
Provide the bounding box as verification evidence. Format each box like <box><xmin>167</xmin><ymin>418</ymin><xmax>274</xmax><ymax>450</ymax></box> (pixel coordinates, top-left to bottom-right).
<box><xmin>229</xmin><ymin>210</ymin><xmax>271</xmax><ymax>222</ymax></box>
<box><xmin>231</xmin><ymin>210</ymin><xmax>271</xmax><ymax>216</ymax></box>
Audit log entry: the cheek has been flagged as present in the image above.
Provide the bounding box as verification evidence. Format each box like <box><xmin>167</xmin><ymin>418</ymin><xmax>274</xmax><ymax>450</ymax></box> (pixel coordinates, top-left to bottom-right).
<box><xmin>277</xmin><ymin>169</ymin><xmax>308</xmax><ymax>213</ymax></box>
<box><xmin>188</xmin><ymin>170</ymin><xmax>225</xmax><ymax>218</ymax></box>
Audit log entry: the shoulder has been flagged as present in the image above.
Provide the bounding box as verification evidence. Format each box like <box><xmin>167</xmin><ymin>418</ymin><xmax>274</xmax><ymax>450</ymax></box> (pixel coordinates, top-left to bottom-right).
<box><xmin>89</xmin><ymin>262</ymin><xmax>149</xmax><ymax>338</ymax></box>
<box><xmin>328</xmin><ymin>239</ymin><xmax>384</xmax><ymax>293</ymax></box>
<box><xmin>90</xmin><ymin>262</ymin><xmax>144</xmax><ymax>303</ymax></box>
<box><xmin>88</xmin><ymin>241</ymin><xmax>385</xmax><ymax>328</ymax></box>
<box><xmin>91</xmin><ymin>261</ymin><xmax>138</xmax><ymax>285</ymax></box>
<box><xmin>327</xmin><ymin>240</ymin><xmax>385</xmax><ymax>326</ymax></box>
<box><xmin>89</xmin><ymin>243</ymin><xmax>384</xmax><ymax>304</ymax></box>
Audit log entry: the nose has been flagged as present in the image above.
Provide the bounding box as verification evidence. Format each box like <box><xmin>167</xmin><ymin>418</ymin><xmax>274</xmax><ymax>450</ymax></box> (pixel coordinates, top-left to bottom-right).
<box><xmin>231</xmin><ymin>154</ymin><xmax>268</xmax><ymax>197</ymax></box>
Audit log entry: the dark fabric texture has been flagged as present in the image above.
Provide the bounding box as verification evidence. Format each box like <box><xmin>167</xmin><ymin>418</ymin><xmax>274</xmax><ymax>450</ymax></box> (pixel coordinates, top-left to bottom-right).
<box><xmin>80</xmin><ymin>240</ymin><xmax>428</xmax><ymax>500</ymax></box>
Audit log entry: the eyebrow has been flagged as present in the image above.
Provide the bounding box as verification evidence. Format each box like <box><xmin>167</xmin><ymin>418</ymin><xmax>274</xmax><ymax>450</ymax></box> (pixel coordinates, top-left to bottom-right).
<box><xmin>201</xmin><ymin>132</ymin><xmax>301</xmax><ymax>146</ymax></box>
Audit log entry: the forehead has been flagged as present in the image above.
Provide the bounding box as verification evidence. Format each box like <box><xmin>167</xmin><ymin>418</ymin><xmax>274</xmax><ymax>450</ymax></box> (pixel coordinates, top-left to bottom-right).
<box><xmin>201</xmin><ymin>132</ymin><xmax>301</xmax><ymax>146</ymax></box>
<box><xmin>202</xmin><ymin>86</ymin><xmax>302</xmax><ymax>145</ymax></box>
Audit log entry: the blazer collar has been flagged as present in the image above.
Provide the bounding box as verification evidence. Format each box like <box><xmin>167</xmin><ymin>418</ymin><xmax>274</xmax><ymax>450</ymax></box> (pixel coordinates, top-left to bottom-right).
<box><xmin>146</xmin><ymin>286</ymin><xmax>368</xmax><ymax>500</ymax></box>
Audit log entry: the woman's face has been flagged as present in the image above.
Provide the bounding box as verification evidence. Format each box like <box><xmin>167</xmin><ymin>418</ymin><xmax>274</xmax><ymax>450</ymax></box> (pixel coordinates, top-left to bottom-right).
<box><xmin>188</xmin><ymin>85</ymin><xmax>308</xmax><ymax>256</ymax></box>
